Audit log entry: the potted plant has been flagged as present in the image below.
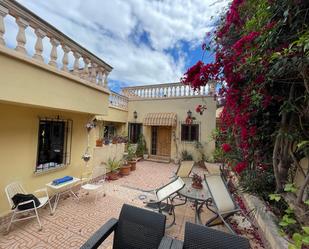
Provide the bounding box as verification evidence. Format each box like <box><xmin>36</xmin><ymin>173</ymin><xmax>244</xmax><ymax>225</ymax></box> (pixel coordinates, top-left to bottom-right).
<box><xmin>119</xmin><ymin>160</ymin><xmax>131</xmax><ymax>176</ymax></box>
<box><xmin>194</xmin><ymin>141</ymin><xmax>207</xmax><ymax>168</ymax></box>
<box><xmin>106</xmin><ymin>157</ymin><xmax>121</xmax><ymax>180</ymax></box>
<box><xmin>136</xmin><ymin>134</ymin><xmax>148</xmax><ymax>159</ymax></box>
<box><xmin>96</xmin><ymin>138</ymin><xmax>103</xmax><ymax>147</ymax></box>
<box><xmin>191</xmin><ymin>173</ymin><xmax>203</xmax><ymax>189</ymax></box>
<box><xmin>127</xmin><ymin>144</ymin><xmax>137</xmax><ymax>171</ymax></box>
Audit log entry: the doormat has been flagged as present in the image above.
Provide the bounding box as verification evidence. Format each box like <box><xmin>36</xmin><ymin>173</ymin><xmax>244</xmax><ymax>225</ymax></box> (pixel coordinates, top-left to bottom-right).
<box><xmin>145</xmin><ymin>202</ymin><xmax>173</xmax><ymax>213</ymax></box>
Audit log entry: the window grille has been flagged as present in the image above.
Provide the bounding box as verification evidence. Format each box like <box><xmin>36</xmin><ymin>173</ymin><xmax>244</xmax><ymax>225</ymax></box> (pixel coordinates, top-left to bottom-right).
<box><xmin>35</xmin><ymin>117</ymin><xmax>73</xmax><ymax>173</ymax></box>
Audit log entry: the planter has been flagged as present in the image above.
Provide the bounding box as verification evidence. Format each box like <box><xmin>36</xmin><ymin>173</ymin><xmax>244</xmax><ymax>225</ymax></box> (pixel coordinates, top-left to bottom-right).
<box><xmin>107</xmin><ymin>171</ymin><xmax>119</xmax><ymax>180</ymax></box>
<box><xmin>143</xmin><ymin>154</ymin><xmax>149</xmax><ymax>159</ymax></box>
<box><xmin>129</xmin><ymin>160</ymin><xmax>136</xmax><ymax>171</ymax></box>
<box><xmin>96</xmin><ymin>140</ymin><xmax>103</xmax><ymax>147</ymax></box>
<box><xmin>120</xmin><ymin>165</ymin><xmax>131</xmax><ymax>176</ymax></box>
<box><xmin>192</xmin><ymin>182</ymin><xmax>203</xmax><ymax>189</ymax></box>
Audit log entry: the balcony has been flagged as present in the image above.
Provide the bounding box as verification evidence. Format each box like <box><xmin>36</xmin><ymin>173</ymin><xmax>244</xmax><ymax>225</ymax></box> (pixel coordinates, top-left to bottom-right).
<box><xmin>0</xmin><ymin>0</ymin><xmax>112</xmax><ymax>115</ymax></box>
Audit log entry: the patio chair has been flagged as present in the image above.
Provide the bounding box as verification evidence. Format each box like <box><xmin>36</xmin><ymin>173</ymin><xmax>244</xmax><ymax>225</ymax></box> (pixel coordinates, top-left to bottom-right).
<box><xmin>183</xmin><ymin>222</ymin><xmax>250</xmax><ymax>249</ymax></box>
<box><xmin>204</xmin><ymin>174</ymin><xmax>251</xmax><ymax>234</ymax></box>
<box><xmin>146</xmin><ymin>176</ymin><xmax>185</xmax><ymax>228</ymax></box>
<box><xmin>173</xmin><ymin>160</ymin><xmax>194</xmax><ymax>178</ymax></box>
<box><xmin>80</xmin><ymin>204</ymin><xmax>166</xmax><ymax>249</ymax></box>
<box><xmin>158</xmin><ymin>222</ymin><xmax>250</xmax><ymax>249</ymax></box>
<box><xmin>80</xmin><ymin>165</ymin><xmax>106</xmax><ymax>203</ymax></box>
<box><xmin>5</xmin><ymin>182</ymin><xmax>52</xmax><ymax>232</ymax></box>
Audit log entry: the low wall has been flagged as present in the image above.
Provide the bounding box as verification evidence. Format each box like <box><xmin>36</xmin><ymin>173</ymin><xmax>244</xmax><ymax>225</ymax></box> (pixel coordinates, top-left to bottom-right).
<box><xmin>92</xmin><ymin>143</ymin><xmax>125</xmax><ymax>172</ymax></box>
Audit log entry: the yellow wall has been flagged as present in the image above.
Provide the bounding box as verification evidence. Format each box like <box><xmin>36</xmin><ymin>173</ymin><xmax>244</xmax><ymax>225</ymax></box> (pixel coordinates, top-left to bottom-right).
<box><xmin>128</xmin><ymin>97</ymin><xmax>216</xmax><ymax>161</ymax></box>
<box><xmin>0</xmin><ymin>102</ymin><xmax>98</xmax><ymax>216</ymax></box>
<box><xmin>0</xmin><ymin>49</ymin><xmax>109</xmax><ymax>115</ymax></box>
<box><xmin>96</xmin><ymin>106</ymin><xmax>128</xmax><ymax>123</ymax></box>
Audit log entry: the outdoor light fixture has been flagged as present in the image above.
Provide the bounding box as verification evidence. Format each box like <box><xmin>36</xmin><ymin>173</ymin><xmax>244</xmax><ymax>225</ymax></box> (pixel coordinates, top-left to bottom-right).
<box><xmin>133</xmin><ymin>111</ymin><xmax>138</xmax><ymax>119</ymax></box>
<box><xmin>187</xmin><ymin>110</ymin><xmax>192</xmax><ymax>118</ymax></box>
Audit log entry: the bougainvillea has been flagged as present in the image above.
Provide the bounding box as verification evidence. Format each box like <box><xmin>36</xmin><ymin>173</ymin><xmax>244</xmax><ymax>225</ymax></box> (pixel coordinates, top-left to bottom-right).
<box><xmin>182</xmin><ymin>0</ymin><xmax>309</xmax><ymax>198</ymax></box>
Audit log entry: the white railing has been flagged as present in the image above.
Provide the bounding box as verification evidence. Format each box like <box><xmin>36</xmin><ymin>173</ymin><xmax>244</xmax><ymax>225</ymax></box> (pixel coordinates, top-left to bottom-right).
<box><xmin>0</xmin><ymin>1</ymin><xmax>112</xmax><ymax>88</ymax></box>
<box><xmin>109</xmin><ymin>91</ymin><xmax>128</xmax><ymax>110</ymax></box>
<box><xmin>121</xmin><ymin>82</ymin><xmax>216</xmax><ymax>99</ymax></box>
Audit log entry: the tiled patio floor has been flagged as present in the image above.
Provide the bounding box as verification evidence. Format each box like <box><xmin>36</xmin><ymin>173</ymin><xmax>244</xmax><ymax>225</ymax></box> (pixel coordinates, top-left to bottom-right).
<box><xmin>0</xmin><ymin>161</ymin><xmax>262</xmax><ymax>249</ymax></box>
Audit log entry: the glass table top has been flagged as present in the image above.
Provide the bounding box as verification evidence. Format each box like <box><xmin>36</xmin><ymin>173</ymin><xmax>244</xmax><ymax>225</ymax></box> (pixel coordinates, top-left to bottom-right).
<box><xmin>178</xmin><ymin>177</ymin><xmax>211</xmax><ymax>201</ymax></box>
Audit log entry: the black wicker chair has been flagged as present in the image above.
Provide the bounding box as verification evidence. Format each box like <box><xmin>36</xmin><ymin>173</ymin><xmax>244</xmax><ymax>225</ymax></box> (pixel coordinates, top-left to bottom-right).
<box><xmin>183</xmin><ymin>222</ymin><xmax>250</xmax><ymax>249</ymax></box>
<box><xmin>80</xmin><ymin>204</ymin><xmax>166</xmax><ymax>249</ymax></box>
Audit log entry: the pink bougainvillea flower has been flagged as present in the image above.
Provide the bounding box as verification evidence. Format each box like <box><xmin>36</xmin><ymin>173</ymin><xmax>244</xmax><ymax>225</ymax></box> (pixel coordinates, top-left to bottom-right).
<box><xmin>234</xmin><ymin>161</ymin><xmax>247</xmax><ymax>174</ymax></box>
<box><xmin>221</xmin><ymin>143</ymin><xmax>232</xmax><ymax>152</ymax></box>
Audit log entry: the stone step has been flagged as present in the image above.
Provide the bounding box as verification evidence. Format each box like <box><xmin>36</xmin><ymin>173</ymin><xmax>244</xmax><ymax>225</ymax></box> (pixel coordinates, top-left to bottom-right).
<box><xmin>146</xmin><ymin>155</ymin><xmax>170</xmax><ymax>163</ymax></box>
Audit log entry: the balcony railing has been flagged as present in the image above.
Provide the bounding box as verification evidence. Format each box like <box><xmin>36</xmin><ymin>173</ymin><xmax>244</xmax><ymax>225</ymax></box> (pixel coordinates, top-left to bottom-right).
<box><xmin>121</xmin><ymin>82</ymin><xmax>216</xmax><ymax>99</ymax></box>
<box><xmin>109</xmin><ymin>91</ymin><xmax>128</xmax><ymax>110</ymax></box>
<box><xmin>0</xmin><ymin>0</ymin><xmax>112</xmax><ymax>89</ymax></box>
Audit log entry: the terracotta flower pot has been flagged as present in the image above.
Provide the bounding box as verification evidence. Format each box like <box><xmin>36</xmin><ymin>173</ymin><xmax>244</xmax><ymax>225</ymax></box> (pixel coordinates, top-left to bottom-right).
<box><xmin>129</xmin><ymin>160</ymin><xmax>136</xmax><ymax>171</ymax></box>
<box><xmin>120</xmin><ymin>165</ymin><xmax>131</xmax><ymax>176</ymax></box>
<box><xmin>96</xmin><ymin>140</ymin><xmax>103</xmax><ymax>147</ymax></box>
<box><xmin>108</xmin><ymin>171</ymin><xmax>119</xmax><ymax>180</ymax></box>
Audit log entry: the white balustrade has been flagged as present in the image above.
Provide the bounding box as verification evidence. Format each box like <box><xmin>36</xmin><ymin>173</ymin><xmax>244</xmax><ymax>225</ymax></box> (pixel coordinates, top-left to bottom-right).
<box><xmin>0</xmin><ymin>0</ymin><xmax>112</xmax><ymax>89</ymax></box>
<box><xmin>109</xmin><ymin>91</ymin><xmax>128</xmax><ymax>110</ymax></box>
<box><xmin>121</xmin><ymin>81</ymin><xmax>217</xmax><ymax>99</ymax></box>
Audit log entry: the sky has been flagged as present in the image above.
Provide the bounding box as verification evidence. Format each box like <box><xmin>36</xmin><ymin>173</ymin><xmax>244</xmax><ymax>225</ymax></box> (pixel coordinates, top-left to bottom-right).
<box><xmin>10</xmin><ymin>0</ymin><xmax>230</xmax><ymax>92</ymax></box>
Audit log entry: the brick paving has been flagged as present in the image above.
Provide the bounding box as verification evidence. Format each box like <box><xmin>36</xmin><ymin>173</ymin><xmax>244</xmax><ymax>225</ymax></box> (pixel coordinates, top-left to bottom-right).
<box><xmin>0</xmin><ymin>161</ymin><xmax>261</xmax><ymax>249</ymax></box>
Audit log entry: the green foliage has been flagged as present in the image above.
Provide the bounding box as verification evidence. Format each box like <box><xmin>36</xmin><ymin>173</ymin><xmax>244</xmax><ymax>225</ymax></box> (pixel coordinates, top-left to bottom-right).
<box><xmin>106</xmin><ymin>158</ymin><xmax>122</xmax><ymax>172</ymax></box>
<box><xmin>181</xmin><ymin>150</ymin><xmax>193</xmax><ymax>161</ymax></box>
<box><xmin>284</xmin><ymin>183</ymin><xmax>297</xmax><ymax>193</ymax></box>
<box><xmin>127</xmin><ymin>144</ymin><xmax>136</xmax><ymax>161</ymax></box>
<box><xmin>269</xmin><ymin>193</ymin><xmax>281</xmax><ymax>202</ymax></box>
<box><xmin>136</xmin><ymin>134</ymin><xmax>147</xmax><ymax>157</ymax></box>
<box><xmin>239</xmin><ymin>169</ymin><xmax>276</xmax><ymax>200</ymax></box>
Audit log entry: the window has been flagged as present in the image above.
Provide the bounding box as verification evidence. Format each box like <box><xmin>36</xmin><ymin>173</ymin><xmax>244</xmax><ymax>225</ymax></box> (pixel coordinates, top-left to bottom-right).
<box><xmin>36</xmin><ymin>118</ymin><xmax>72</xmax><ymax>173</ymax></box>
<box><xmin>104</xmin><ymin>125</ymin><xmax>116</xmax><ymax>139</ymax></box>
<box><xmin>128</xmin><ymin>123</ymin><xmax>142</xmax><ymax>143</ymax></box>
<box><xmin>181</xmin><ymin>124</ymin><xmax>199</xmax><ymax>142</ymax></box>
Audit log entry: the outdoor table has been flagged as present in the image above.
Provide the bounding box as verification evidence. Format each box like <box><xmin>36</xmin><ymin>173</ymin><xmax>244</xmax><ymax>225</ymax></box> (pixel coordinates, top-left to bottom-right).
<box><xmin>46</xmin><ymin>177</ymin><xmax>80</xmax><ymax>214</ymax></box>
<box><xmin>177</xmin><ymin>177</ymin><xmax>211</xmax><ymax>224</ymax></box>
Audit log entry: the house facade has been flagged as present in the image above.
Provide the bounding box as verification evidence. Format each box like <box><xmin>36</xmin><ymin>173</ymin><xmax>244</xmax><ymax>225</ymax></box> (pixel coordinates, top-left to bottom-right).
<box><xmin>0</xmin><ymin>1</ymin><xmax>216</xmax><ymax>218</ymax></box>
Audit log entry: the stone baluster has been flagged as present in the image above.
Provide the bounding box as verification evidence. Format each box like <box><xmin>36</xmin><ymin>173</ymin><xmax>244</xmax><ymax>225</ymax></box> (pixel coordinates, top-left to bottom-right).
<box><xmin>90</xmin><ymin>63</ymin><xmax>97</xmax><ymax>83</ymax></box>
<box><xmin>0</xmin><ymin>6</ymin><xmax>8</xmax><ymax>46</ymax></box>
<box><xmin>97</xmin><ymin>67</ymin><xmax>103</xmax><ymax>85</ymax></box>
<box><xmin>73</xmin><ymin>51</ymin><xmax>81</xmax><ymax>75</ymax></box>
<box><xmin>103</xmin><ymin>71</ymin><xmax>109</xmax><ymax>88</ymax></box>
<box><xmin>32</xmin><ymin>29</ymin><xmax>46</xmax><ymax>61</ymax></box>
<box><xmin>48</xmin><ymin>38</ymin><xmax>60</xmax><ymax>67</ymax></box>
<box><xmin>61</xmin><ymin>45</ymin><xmax>71</xmax><ymax>72</ymax></box>
<box><xmin>82</xmin><ymin>57</ymin><xmax>90</xmax><ymax>80</ymax></box>
<box><xmin>15</xmin><ymin>17</ymin><xmax>28</xmax><ymax>54</ymax></box>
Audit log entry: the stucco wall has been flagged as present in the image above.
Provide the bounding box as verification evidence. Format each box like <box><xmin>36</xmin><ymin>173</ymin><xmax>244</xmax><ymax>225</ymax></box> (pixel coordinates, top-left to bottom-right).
<box><xmin>0</xmin><ymin>102</ymin><xmax>101</xmax><ymax>216</ymax></box>
<box><xmin>128</xmin><ymin>96</ymin><xmax>216</xmax><ymax>161</ymax></box>
<box><xmin>0</xmin><ymin>49</ymin><xmax>109</xmax><ymax>115</ymax></box>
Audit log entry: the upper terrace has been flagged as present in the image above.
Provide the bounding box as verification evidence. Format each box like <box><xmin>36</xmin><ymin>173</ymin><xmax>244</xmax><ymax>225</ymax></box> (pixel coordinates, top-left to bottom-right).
<box><xmin>0</xmin><ymin>0</ymin><xmax>112</xmax><ymax>115</ymax></box>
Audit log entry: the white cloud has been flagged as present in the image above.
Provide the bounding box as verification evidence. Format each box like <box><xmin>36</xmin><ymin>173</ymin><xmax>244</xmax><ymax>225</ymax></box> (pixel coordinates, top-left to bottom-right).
<box><xmin>10</xmin><ymin>0</ymin><xmax>230</xmax><ymax>86</ymax></box>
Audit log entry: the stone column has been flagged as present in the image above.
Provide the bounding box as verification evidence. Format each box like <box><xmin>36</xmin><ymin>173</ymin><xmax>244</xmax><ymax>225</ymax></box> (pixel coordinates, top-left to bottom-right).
<box><xmin>33</xmin><ymin>29</ymin><xmax>46</xmax><ymax>61</ymax></box>
<box><xmin>15</xmin><ymin>17</ymin><xmax>28</xmax><ymax>54</ymax></box>
<box><xmin>0</xmin><ymin>6</ymin><xmax>8</xmax><ymax>46</ymax></box>
<box><xmin>90</xmin><ymin>63</ymin><xmax>97</xmax><ymax>83</ymax></box>
<box><xmin>48</xmin><ymin>38</ymin><xmax>60</xmax><ymax>67</ymax></box>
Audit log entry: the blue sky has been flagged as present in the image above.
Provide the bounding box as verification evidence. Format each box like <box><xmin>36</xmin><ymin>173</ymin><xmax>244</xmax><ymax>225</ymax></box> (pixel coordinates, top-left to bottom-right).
<box><xmin>12</xmin><ymin>0</ymin><xmax>229</xmax><ymax>93</ymax></box>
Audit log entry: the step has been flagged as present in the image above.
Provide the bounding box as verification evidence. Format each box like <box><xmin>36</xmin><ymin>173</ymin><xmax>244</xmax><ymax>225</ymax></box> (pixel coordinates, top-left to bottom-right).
<box><xmin>146</xmin><ymin>155</ymin><xmax>171</xmax><ymax>163</ymax></box>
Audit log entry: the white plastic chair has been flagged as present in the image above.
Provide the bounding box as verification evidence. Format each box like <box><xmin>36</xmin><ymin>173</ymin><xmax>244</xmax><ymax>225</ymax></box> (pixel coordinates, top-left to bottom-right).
<box><xmin>5</xmin><ymin>182</ymin><xmax>52</xmax><ymax>232</ymax></box>
<box><xmin>80</xmin><ymin>165</ymin><xmax>106</xmax><ymax>202</ymax></box>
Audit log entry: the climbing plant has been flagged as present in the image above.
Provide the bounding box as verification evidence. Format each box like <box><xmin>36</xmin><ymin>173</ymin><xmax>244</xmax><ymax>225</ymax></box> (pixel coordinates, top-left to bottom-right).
<box><xmin>182</xmin><ymin>0</ymin><xmax>309</xmax><ymax>223</ymax></box>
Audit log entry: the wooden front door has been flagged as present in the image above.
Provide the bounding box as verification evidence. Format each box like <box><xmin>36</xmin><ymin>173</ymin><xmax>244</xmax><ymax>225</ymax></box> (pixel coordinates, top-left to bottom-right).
<box><xmin>156</xmin><ymin>126</ymin><xmax>172</xmax><ymax>157</ymax></box>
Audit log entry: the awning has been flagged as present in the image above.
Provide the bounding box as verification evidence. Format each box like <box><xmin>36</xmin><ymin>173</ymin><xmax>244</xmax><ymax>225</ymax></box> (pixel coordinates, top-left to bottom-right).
<box><xmin>143</xmin><ymin>113</ymin><xmax>177</xmax><ymax>126</ymax></box>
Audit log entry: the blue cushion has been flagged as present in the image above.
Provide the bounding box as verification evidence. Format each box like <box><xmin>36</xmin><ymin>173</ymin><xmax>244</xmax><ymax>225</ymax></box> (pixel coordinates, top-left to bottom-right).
<box><xmin>52</xmin><ymin>176</ymin><xmax>73</xmax><ymax>185</ymax></box>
